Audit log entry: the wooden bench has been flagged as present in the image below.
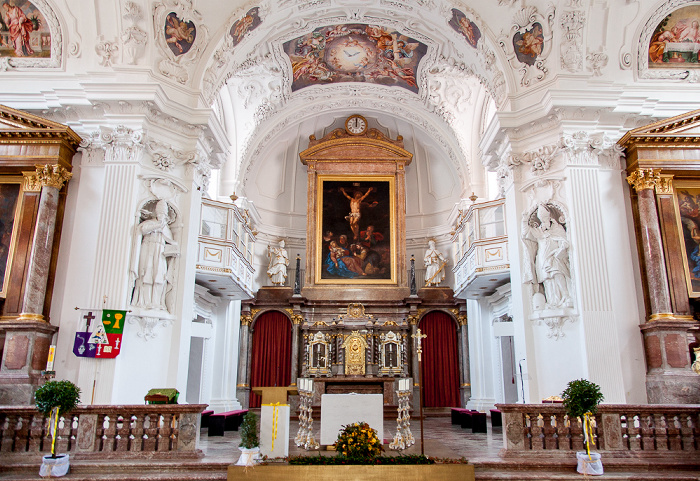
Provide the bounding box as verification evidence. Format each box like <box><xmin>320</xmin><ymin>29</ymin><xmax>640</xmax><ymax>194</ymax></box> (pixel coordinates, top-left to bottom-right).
<box><xmin>208</xmin><ymin>409</ymin><xmax>248</xmax><ymax>437</ymax></box>
<box><xmin>201</xmin><ymin>409</ymin><xmax>214</xmax><ymax>428</ymax></box>
<box><xmin>490</xmin><ymin>409</ymin><xmax>502</xmax><ymax>427</ymax></box>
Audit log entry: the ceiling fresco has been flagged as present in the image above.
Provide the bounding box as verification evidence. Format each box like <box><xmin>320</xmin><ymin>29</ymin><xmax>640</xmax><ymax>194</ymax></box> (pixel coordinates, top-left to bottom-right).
<box><xmin>230</xmin><ymin>7</ymin><xmax>261</xmax><ymax>47</ymax></box>
<box><xmin>649</xmin><ymin>4</ymin><xmax>700</xmax><ymax>68</ymax></box>
<box><xmin>283</xmin><ymin>24</ymin><xmax>428</xmax><ymax>93</ymax></box>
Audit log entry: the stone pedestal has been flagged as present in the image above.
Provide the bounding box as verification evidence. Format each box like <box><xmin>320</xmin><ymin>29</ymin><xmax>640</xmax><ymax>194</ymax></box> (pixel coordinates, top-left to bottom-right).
<box><xmin>640</xmin><ymin>319</ymin><xmax>700</xmax><ymax>404</ymax></box>
<box><xmin>0</xmin><ymin>320</ymin><xmax>57</xmax><ymax>404</ymax></box>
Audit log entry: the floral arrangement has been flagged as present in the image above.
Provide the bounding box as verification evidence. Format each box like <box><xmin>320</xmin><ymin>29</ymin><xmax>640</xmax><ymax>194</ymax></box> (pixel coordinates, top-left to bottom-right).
<box><xmin>333</xmin><ymin>421</ymin><xmax>383</xmax><ymax>459</ymax></box>
<box><xmin>288</xmin><ymin>454</ymin><xmax>435</xmax><ymax>465</ymax></box>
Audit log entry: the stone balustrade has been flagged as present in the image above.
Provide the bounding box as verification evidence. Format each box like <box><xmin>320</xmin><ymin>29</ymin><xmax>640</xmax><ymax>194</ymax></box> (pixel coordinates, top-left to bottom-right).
<box><xmin>0</xmin><ymin>404</ymin><xmax>207</xmax><ymax>458</ymax></box>
<box><xmin>496</xmin><ymin>403</ymin><xmax>700</xmax><ymax>453</ymax></box>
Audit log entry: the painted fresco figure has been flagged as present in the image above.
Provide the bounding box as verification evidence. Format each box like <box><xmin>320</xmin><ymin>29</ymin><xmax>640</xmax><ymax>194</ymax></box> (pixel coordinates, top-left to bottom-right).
<box><xmin>267</xmin><ymin>239</ymin><xmax>289</xmax><ymax>285</ymax></box>
<box><xmin>3</xmin><ymin>2</ymin><xmax>34</xmax><ymax>56</ymax></box>
<box><xmin>131</xmin><ymin>200</ymin><xmax>179</xmax><ymax>311</ymax></box>
<box><xmin>522</xmin><ymin>203</ymin><xmax>572</xmax><ymax>309</ymax></box>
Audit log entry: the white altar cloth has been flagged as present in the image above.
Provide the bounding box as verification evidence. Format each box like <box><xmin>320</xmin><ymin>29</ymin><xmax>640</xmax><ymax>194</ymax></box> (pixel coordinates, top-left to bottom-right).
<box><xmin>320</xmin><ymin>393</ymin><xmax>383</xmax><ymax>446</ymax></box>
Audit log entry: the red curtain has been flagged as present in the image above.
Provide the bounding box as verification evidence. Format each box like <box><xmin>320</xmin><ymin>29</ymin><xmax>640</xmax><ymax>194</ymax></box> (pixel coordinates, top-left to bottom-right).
<box><xmin>249</xmin><ymin>311</ymin><xmax>292</xmax><ymax>407</ymax></box>
<box><xmin>419</xmin><ymin>311</ymin><xmax>460</xmax><ymax>407</ymax></box>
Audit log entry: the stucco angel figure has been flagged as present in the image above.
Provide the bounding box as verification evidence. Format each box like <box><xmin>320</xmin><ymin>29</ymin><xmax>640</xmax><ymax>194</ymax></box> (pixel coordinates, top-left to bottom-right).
<box><xmin>130</xmin><ymin>199</ymin><xmax>179</xmax><ymax>312</ymax></box>
<box><xmin>424</xmin><ymin>240</ymin><xmax>446</xmax><ymax>286</ymax></box>
<box><xmin>522</xmin><ymin>203</ymin><xmax>573</xmax><ymax>309</ymax></box>
<box><xmin>267</xmin><ymin>239</ymin><xmax>289</xmax><ymax>285</ymax></box>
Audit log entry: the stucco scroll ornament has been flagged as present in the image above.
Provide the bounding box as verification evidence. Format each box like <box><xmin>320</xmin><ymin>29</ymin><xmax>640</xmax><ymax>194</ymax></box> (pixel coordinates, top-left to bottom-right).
<box><xmin>127</xmin><ymin>314</ymin><xmax>172</xmax><ymax>341</ymax></box>
<box><xmin>522</xmin><ymin>202</ymin><xmax>575</xmax><ymax>339</ymax></box>
<box><xmin>152</xmin><ymin>0</ymin><xmax>209</xmax><ymax>85</ymax></box>
<box><xmin>560</xmin><ymin>9</ymin><xmax>584</xmax><ymax>72</ymax></box>
<box><xmin>122</xmin><ymin>2</ymin><xmax>148</xmax><ymax>65</ymax></box>
<box><xmin>497</xmin><ymin>5</ymin><xmax>555</xmax><ymax>87</ymax></box>
<box><xmin>561</xmin><ymin>131</ymin><xmax>624</xmax><ymax>170</ymax></box>
<box><xmin>509</xmin><ymin>144</ymin><xmax>560</xmax><ymax>175</ymax></box>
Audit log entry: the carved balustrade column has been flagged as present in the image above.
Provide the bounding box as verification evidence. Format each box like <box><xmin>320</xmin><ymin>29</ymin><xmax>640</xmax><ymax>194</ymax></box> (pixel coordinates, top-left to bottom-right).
<box><xmin>626</xmin><ymin>168</ymin><xmax>673</xmax><ymax>318</ymax></box>
<box><xmin>457</xmin><ymin>313</ymin><xmax>471</xmax><ymax>405</ymax></box>
<box><xmin>236</xmin><ymin>313</ymin><xmax>252</xmax><ymax>408</ymax></box>
<box><xmin>19</xmin><ymin>165</ymin><xmax>72</xmax><ymax>320</ymax></box>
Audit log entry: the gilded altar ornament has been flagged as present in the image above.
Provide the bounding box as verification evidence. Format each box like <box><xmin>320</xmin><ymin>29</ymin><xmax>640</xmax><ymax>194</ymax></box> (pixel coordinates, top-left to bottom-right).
<box><xmin>342</xmin><ymin>331</ymin><xmax>368</xmax><ymax>375</ymax></box>
<box><xmin>626</xmin><ymin>168</ymin><xmax>661</xmax><ymax>192</ymax></box>
<box><xmin>379</xmin><ymin>331</ymin><xmax>403</xmax><ymax>376</ymax></box>
<box><xmin>308</xmin><ymin>331</ymin><xmax>331</xmax><ymax>376</ymax></box>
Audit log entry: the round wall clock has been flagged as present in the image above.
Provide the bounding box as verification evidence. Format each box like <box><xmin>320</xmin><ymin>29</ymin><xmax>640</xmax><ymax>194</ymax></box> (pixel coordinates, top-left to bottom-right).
<box><xmin>345</xmin><ymin>115</ymin><xmax>367</xmax><ymax>135</ymax></box>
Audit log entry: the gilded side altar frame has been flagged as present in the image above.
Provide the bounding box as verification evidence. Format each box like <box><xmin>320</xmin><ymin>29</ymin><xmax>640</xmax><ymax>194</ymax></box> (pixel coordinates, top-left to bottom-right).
<box><xmin>0</xmin><ymin>178</ymin><xmax>23</xmax><ymax>298</ymax></box>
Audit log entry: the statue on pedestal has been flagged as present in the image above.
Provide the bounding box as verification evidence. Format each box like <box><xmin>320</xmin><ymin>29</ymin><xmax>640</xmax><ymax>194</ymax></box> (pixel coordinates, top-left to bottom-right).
<box><xmin>267</xmin><ymin>239</ymin><xmax>289</xmax><ymax>285</ymax></box>
<box><xmin>424</xmin><ymin>240</ymin><xmax>446</xmax><ymax>286</ymax></box>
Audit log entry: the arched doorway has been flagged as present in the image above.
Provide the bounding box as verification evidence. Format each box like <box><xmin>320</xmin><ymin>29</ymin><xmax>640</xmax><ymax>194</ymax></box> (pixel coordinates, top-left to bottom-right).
<box><xmin>249</xmin><ymin>311</ymin><xmax>292</xmax><ymax>407</ymax></box>
<box><xmin>419</xmin><ymin>311</ymin><xmax>460</xmax><ymax>407</ymax></box>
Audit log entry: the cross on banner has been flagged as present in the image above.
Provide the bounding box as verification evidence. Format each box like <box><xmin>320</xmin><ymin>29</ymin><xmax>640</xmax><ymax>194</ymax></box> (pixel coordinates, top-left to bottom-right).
<box><xmin>73</xmin><ymin>309</ymin><xmax>127</xmax><ymax>359</ymax></box>
<box><xmin>412</xmin><ymin>328</ymin><xmax>427</xmax><ymax>362</ymax></box>
<box><xmin>83</xmin><ymin>311</ymin><xmax>96</xmax><ymax>330</ymax></box>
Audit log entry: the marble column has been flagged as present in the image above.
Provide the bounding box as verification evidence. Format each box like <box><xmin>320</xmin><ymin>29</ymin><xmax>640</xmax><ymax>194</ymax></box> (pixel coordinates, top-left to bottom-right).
<box><xmin>457</xmin><ymin>313</ymin><xmax>471</xmax><ymax>406</ymax></box>
<box><xmin>236</xmin><ymin>313</ymin><xmax>252</xmax><ymax>408</ymax></box>
<box><xmin>290</xmin><ymin>314</ymin><xmax>302</xmax><ymax>384</ymax></box>
<box><xmin>408</xmin><ymin>315</ymin><xmax>420</xmax><ymax>412</ymax></box>
<box><xmin>20</xmin><ymin>165</ymin><xmax>72</xmax><ymax>320</ymax></box>
<box><xmin>627</xmin><ymin>168</ymin><xmax>700</xmax><ymax>403</ymax></box>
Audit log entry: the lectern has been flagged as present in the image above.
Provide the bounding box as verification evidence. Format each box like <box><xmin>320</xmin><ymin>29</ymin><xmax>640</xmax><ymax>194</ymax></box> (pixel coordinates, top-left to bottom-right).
<box><xmin>252</xmin><ymin>386</ymin><xmax>298</xmax><ymax>458</ymax></box>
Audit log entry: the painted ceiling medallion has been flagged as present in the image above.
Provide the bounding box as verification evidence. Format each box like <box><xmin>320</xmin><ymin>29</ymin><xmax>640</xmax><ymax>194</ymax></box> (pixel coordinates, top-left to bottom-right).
<box><xmin>164</xmin><ymin>12</ymin><xmax>195</xmax><ymax>56</ymax></box>
<box><xmin>283</xmin><ymin>24</ymin><xmax>427</xmax><ymax>93</ymax></box>
<box><xmin>449</xmin><ymin>9</ymin><xmax>481</xmax><ymax>49</ymax></box>
<box><xmin>230</xmin><ymin>6</ymin><xmax>261</xmax><ymax>47</ymax></box>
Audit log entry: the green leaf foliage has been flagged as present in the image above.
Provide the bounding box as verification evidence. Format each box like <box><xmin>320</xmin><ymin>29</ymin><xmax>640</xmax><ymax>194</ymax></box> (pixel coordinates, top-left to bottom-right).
<box><xmin>561</xmin><ymin>379</ymin><xmax>604</xmax><ymax>418</ymax></box>
<box><xmin>239</xmin><ymin>412</ymin><xmax>260</xmax><ymax>449</ymax></box>
<box><xmin>34</xmin><ymin>380</ymin><xmax>81</xmax><ymax>417</ymax></box>
<box><xmin>288</xmin><ymin>454</ymin><xmax>436</xmax><ymax>465</ymax></box>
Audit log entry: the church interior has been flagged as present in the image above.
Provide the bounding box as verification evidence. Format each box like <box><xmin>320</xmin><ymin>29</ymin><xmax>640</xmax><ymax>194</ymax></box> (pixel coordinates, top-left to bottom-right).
<box><xmin>0</xmin><ymin>0</ymin><xmax>700</xmax><ymax>478</ymax></box>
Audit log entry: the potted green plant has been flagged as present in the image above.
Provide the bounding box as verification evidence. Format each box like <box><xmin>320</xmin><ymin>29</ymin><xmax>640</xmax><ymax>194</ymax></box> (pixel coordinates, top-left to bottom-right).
<box><xmin>561</xmin><ymin>379</ymin><xmax>604</xmax><ymax>476</ymax></box>
<box><xmin>236</xmin><ymin>412</ymin><xmax>260</xmax><ymax>466</ymax></box>
<box><xmin>34</xmin><ymin>380</ymin><xmax>81</xmax><ymax>477</ymax></box>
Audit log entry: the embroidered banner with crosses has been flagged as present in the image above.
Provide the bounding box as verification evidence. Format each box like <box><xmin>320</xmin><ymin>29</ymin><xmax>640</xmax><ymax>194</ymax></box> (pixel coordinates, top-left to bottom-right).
<box><xmin>73</xmin><ymin>309</ymin><xmax>126</xmax><ymax>359</ymax></box>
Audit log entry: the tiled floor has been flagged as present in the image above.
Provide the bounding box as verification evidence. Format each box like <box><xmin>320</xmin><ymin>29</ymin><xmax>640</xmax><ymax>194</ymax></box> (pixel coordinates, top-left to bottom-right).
<box><xmin>200</xmin><ymin>414</ymin><xmax>504</xmax><ymax>463</ymax></box>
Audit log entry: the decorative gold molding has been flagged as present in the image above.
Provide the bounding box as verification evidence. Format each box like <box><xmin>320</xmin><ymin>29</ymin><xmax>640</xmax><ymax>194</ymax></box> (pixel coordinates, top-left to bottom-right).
<box><xmin>32</xmin><ymin>164</ymin><xmax>72</xmax><ymax>190</ymax></box>
<box><xmin>407</xmin><ymin>314</ymin><xmax>419</xmax><ymax>326</ymax></box>
<box><xmin>648</xmin><ymin>313</ymin><xmax>695</xmax><ymax>322</ymax></box>
<box><xmin>346</xmin><ymin>303</ymin><xmax>365</xmax><ymax>318</ymax></box>
<box><xmin>626</xmin><ymin>168</ymin><xmax>661</xmax><ymax>192</ymax></box>
<box><xmin>291</xmin><ymin>314</ymin><xmax>304</xmax><ymax>325</ymax></box>
<box><xmin>17</xmin><ymin>312</ymin><xmax>46</xmax><ymax>322</ymax></box>
<box><xmin>656</xmin><ymin>175</ymin><xmax>674</xmax><ymax>195</ymax></box>
<box><xmin>461</xmin><ymin>383</ymin><xmax>471</xmax><ymax>387</ymax></box>
<box><xmin>236</xmin><ymin>383</ymin><xmax>249</xmax><ymax>387</ymax></box>
<box><xmin>240</xmin><ymin>314</ymin><xmax>252</xmax><ymax>326</ymax></box>
<box><xmin>284</xmin><ymin>308</ymin><xmax>294</xmax><ymax>316</ymax></box>
<box><xmin>251</xmin><ymin>308</ymin><xmax>261</xmax><ymax>317</ymax></box>
<box><xmin>457</xmin><ymin>315</ymin><xmax>468</xmax><ymax>326</ymax></box>
<box><xmin>22</xmin><ymin>171</ymin><xmax>41</xmax><ymax>192</ymax></box>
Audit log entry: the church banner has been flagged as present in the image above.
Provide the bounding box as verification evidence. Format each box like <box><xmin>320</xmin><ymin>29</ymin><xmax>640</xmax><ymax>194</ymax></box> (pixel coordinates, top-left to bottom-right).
<box><xmin>73</xmin><ymin>309</ymin><xmax>126</xmax><ymax>359</ymax></box>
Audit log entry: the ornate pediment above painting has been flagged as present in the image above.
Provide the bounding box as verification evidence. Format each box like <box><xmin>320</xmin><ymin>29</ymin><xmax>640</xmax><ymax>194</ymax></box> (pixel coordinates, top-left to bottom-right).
<box><xmin>619</xmin><ymin>108</ymin><xmax>700</xmax><ymax>319</ymax></box>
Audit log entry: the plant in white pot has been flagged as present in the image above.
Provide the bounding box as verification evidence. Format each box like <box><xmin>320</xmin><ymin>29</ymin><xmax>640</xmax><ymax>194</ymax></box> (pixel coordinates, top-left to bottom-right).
<box><xmin>562</xmin><ymin>379</ymin><xmax>605</xmax><ymax>476</ymax></box>
<box><xmin>34</xmin><ymin>380</ymin><xmax>81</xmax><ymax>478</ymax></box>
<box><xmin>236</xmin><ymin>412</ymin><xmax>260</xmax><ymax>467</ymax></box>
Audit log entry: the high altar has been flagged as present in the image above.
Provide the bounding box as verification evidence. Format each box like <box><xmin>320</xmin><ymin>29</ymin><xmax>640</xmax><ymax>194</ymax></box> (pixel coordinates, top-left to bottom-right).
<box><xmin>236</xmin><ymin>117</ymin><xmax>468</xmax><ymax>410</ymax></box>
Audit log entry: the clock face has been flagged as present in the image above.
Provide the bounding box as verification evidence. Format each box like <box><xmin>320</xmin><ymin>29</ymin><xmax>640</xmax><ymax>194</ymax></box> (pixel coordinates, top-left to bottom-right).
<box><xmin>346</xmin><ymin>116</ymin><xmax>366</xmax><ymax>135</ymax></box>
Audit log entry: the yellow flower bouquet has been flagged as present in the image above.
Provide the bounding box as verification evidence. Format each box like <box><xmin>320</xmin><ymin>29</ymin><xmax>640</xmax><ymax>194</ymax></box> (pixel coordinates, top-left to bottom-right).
<box><xmin>333</xmin><ymin>421</ymin><xmax>384</xmax><ymax>459</ymax></box>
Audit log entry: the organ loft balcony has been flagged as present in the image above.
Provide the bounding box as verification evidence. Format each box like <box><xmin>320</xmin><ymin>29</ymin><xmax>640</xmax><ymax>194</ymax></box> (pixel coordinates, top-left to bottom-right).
<box><xmin>451</xmin><ymin>198</ymin><xmax>510</xmax><ymax>299</ymax></box>
<box><xmin>195</xmin><ymin>198</ymin><xmax>256</xmax><ymax>300</ymax></box>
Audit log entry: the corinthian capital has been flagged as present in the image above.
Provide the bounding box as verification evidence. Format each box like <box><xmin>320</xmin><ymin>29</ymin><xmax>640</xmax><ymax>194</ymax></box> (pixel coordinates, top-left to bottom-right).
<box><xmin>24</xmin><ymin>165</ymin><xmax>72</xmax><ymax>191</ymax></box>
<box><xmin>626</xmin><ymin>168</ymin><xmax>661</xmax><ymax>192</ymax></box>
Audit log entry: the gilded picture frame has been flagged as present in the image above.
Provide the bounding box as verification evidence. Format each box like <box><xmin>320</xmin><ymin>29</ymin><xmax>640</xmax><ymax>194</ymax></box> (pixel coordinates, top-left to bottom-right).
<box><xmin>673</xmin><ymin>181</ymin><xmax>700</xmax><ymax>297</ymax></box>
<box><xmin>315</xmin><ymin>175</ymin><xmax>396</xmax><ymax>284</ymax></box>
<box><xmin>0</xmin><ymin>179</ymin><xmax>23</xmax><ymax>298</ymax></box>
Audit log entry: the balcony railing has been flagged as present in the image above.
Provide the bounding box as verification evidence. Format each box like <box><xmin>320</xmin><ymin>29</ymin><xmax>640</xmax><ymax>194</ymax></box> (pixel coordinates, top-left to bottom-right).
<box><xmin>0</xmin><ymin>404</ymin><xmax>207</xmax><ymax>458</ymax></box>
<box><xmin>197</xmin><ymin>199</ymin><xmax>256</xmax><ymax>299</ymax></box>
<box><xmin>452</xmin><ymin>198</ymin><xmax>509</xmax><ymax>298</ymax></box>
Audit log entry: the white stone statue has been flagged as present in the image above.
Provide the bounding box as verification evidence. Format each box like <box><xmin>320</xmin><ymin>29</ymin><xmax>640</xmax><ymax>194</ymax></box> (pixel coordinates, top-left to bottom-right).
<box><xmin>692</xmin><ymin>347</ymin><xmax>700</xmax><ymax>375</ymax></box>
<box><xmin>522</xmin><ymin>203</ymin><xmax>572</xmax><ymax>309</ymax></box>
<box><xmin>130</xmin><ymin>199</ymin><xmax>179</xmax><ymax>312</ymax></box>
<box><xmin>424</xmin><ymin>240</ymin><xmax>446</xmax><ymax>286</ymax></box>
<box><xmin>267</xmin><ymin>239</ymin><xmax>289</xmax><ymax>285</ymax></box>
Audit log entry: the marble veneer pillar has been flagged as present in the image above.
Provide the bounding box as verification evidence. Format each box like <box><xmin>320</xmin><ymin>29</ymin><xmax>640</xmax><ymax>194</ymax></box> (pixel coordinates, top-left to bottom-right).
<box><xmin>290</xmin><ymin>314</ymin><xmax>302</xmax><ymax>385</ymax></box>
<box><xmin>0</xmin><ymin>165</ymin><xmax>71</xmax><ymax>405</ymax></box>
<box><xmin>236</xmin><ymin>313</ymin><xmax>252</xmax><ymax>408</ymax></box>
<box><xmin>457</xmin><ymin>314</ymin><xmax>471</xmax><ymax>406</ymax></box>
<box><xmin>627</xmin><ymin>168</ymin><xmax>700</xmax><ymax>403</ymax></box>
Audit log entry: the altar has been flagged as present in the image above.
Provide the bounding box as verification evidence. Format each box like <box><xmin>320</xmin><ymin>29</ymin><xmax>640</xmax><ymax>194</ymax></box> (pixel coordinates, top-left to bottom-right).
<box><xmin>320</xmin><ymin>393</ymin><xmax>384</xmax><ymax>446</ymax></box>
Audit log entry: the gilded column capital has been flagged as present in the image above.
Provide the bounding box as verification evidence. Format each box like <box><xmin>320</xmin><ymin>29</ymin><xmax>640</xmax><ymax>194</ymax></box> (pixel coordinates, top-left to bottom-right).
<box><xmin>24</xmin><ymin>165</ymin><xmax>72</xmax><ymax>191</ymax></box>
<box><xmin>240</xmin><ymin>314</ymin><xmax>252</xmax><ymax>326</ymax></box>
<box><xmin>626</xmin><ymin>168</ymin><xmax>661</xmax><ymax>192</ymax></box>
<box><xmin>407</xmin><ymin>314</ymin><xmax>419</xmax><ymax>326</ymax></box>
<box><xmin>291</xmin><ymin>314</ymin><xmax>304</xmax><ymax>325</ymax></box>
<box><xmin>457</xmin><ymin>314</ymin><xmax>468</xmax><ymax>326</ymax></box>
<box><xmin>655</xmin><ymin>175</ymin><xmax>674</xmax><ymax>195</ymax></box>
